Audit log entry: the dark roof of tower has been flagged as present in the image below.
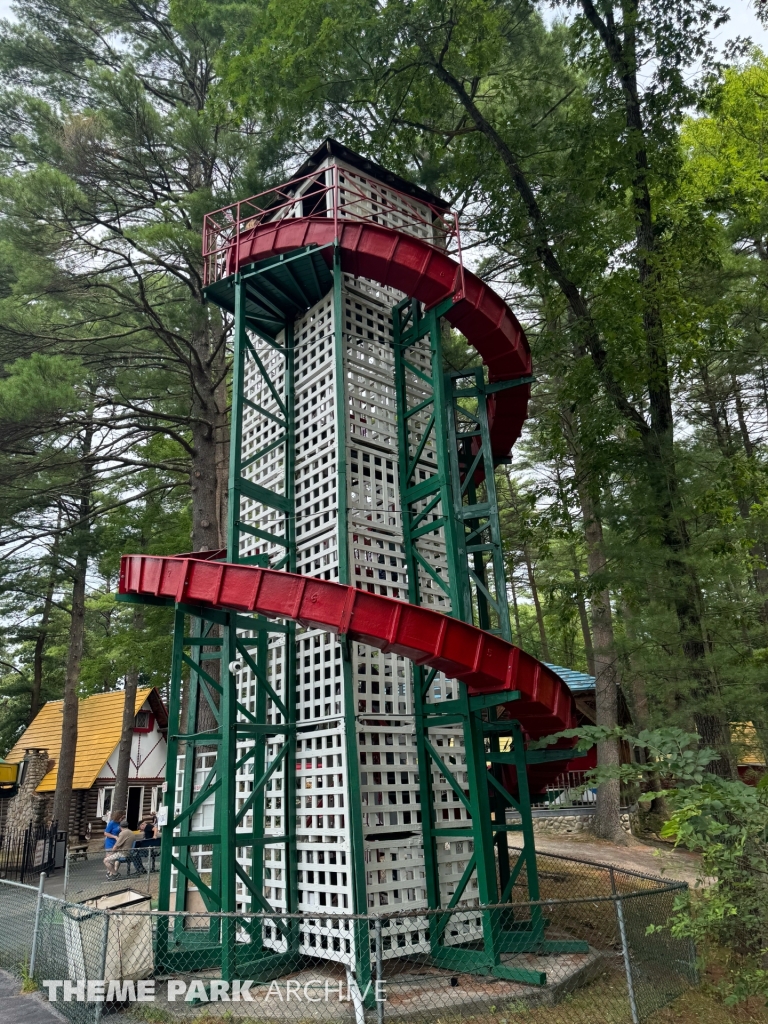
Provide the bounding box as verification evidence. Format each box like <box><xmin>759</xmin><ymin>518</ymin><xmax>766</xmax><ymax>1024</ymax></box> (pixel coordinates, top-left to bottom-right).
<box><xmin>289</xmin><ymin>138</ymin><xmax>449</xmax><ymax>211</ymax></box>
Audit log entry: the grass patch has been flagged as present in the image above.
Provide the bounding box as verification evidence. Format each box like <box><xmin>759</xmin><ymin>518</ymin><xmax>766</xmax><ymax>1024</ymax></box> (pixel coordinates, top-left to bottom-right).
<box><xmin>651</xmin><ymin>987</ymin><xmax>768</xmax><ymax>1023</ymax></box>
<box><xmin>19</xmin><ymin>961</ymin><xmax>37</xmax><ymax>993</ymax></box>
<box><xmin>128</xmin><ymin>1005</ymin><xmax>176</xmax><ymax>1023</ymax></box>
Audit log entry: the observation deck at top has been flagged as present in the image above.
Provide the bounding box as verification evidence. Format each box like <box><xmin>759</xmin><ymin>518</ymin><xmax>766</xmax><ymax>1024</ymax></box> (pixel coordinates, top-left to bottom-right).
<box><xmin>202</xmin><ymin>138</ymin><xmax>533</xmax><ymax>458</ymax></box>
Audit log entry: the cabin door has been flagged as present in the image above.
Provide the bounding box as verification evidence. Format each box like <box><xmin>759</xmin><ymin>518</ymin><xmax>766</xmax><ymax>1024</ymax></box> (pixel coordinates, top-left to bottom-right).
<box><xmin>127</xmin><ymin>786</ymin><xmax>143</xmax><ymax>829</ymax></box>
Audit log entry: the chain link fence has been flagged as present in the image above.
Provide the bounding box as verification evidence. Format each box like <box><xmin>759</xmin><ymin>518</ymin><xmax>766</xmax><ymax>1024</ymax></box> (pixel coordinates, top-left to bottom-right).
<box><xmin>61</xmin><ymin>844</ymin><xmax>157</xmax><ymax>905</ymax></box>
<box><xmin>2</xmin><ymin>852</ymin><xmax>695</xmax><ymax>1024</ymax></box>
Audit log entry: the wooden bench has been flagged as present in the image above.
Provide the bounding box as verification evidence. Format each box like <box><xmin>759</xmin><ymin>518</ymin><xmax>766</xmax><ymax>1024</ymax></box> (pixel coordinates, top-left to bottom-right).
<box><xmin>68</xmin><ymin>843</ymin><xmax>89</xmax><ymax>862</ymax></box>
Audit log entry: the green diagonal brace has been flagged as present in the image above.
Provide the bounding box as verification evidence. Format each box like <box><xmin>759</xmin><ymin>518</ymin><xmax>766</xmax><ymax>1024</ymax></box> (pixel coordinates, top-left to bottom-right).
<box><xmin>423</xmin><ymin>738</ymin><xmax>473</xmax><ymax>813</ymax></box>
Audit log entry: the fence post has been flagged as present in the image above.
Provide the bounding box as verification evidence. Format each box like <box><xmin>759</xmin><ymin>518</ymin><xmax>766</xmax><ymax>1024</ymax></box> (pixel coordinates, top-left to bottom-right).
<box><xmin>374</xmin><ymin>917</ymin><xmax>384</xmax><ymax>1024</ymax></box>
<box><xmin>610</xmin><ymin>866</ymin><xmax>640</xmax><ymax>1024</ymax></box>
<box><xmin>63</xmin><ymin>847</ymin><xmax>69</xmax><ymax>899</ymax></box>
<box><xmin>94</xmin><ymin>910</ymin><xmax>110</xmax><ymax>1024</ymax></box>
<box><xmin>28</xmin><ymin>872</ymin><xmax>45</xmax><ymax>979</ymax></box>
<box><xmin>20</xmin><ymin>826</ymin><xmax>30</xmax><ymax>885</ymax></box>
<box><xmin>345</xmin><ymin>967</ymin><xmax>365</xmax><ymax>1024</ymax></box>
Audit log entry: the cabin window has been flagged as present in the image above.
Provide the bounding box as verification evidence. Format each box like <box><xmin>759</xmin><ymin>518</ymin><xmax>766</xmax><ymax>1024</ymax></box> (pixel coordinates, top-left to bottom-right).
<box><xmin>99</xmin><ymin>786</ymin><xmax>115</xmax><ymax>819</ymax></box>
<box><xmin>133</xmin><ymin>711</ymin><xmax>153</xmax><ymax>732</ymax></box>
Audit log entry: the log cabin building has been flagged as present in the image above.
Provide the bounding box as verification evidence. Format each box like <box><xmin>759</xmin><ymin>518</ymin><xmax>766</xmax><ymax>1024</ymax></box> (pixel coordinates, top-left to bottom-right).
<box><xmin>0</xmin><ymin>688</ymin><xmax>167</xmax><ymax>839</ymax></box>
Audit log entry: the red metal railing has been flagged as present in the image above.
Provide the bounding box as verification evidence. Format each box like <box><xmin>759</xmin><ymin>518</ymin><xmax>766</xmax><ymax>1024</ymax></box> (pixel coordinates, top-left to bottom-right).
<box><xmin>203</xmin><ymin>162</ymin><xmax>463</xmax><ymax>288</ymax></box>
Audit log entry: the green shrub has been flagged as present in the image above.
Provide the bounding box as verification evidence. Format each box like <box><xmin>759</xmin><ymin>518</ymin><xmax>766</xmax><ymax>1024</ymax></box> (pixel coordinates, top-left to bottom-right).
<box><xmin>533</xmin><ymin>726</ymin><xmax>768</xmax><ymax>1003</ymax></box>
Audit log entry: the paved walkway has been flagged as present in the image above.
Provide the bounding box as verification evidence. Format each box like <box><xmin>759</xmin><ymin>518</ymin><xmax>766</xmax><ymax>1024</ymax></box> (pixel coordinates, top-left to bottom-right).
<box><xmin>508</xmin><ymin>832</ymin><xmax>705</xmax><ymax>886</ymax></box>
<box><xmin>0</xmin><ymin>971</ymin><xmax>63</xmax><ymax>1023</ymax></box>
<box><xmin>43</xmin><ymin>848</ymin><xmax>157</xmax><ymax>902</ymax></box>
<box><xmin>41</xmin><ymin>834</ymin><xmax>702</xmax><ymax>900</ymax></box>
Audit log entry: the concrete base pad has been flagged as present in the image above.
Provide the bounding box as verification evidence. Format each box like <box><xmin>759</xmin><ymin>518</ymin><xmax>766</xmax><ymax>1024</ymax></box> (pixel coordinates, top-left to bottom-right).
<box><xmin>119</xmin><ymin>948</ymin><xmax>611</xmax><ymax>1020</ymax></box>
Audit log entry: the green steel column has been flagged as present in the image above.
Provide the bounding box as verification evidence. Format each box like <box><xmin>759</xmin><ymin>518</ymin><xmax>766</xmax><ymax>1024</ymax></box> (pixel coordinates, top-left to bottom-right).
<box><xmin>156</xmin><ymin>605</ymin><xmax>185</xmax><ymax>967</ymax></box>
<box><xmin>473</xmin><ymin>378</ymin><xmax>511</xmax><ymax>642</ymax></box>
<box><xmin>426</xmin><ymin>317</ymin><xmax>502</xmax><ymax>959</ymax></box>
<box><xmin>461</xmin><ymin>464</ymin><xmax>494</xmax><ymax>635</ymax></box>
<box><xmin>510</xmin><ymin>721</ymin><xmax>544</xmax><ymax>942</ymax></box>
<box><xmin>471</xmin><ymin>402</ymin><xmax>513</xmax><ymax>906</ymax></box>
<box><xmin>426</xmin><ymin>310</ymin><xmax>469</xmax><ymax>619</ymax></box>
<box><xmin>219</xmin><ymin>619</ymin><xmax>239</xmax><ymax>979</ymax></box>
<box><xmin>178</xmin><ymin>625</ymin><xmax>204</xmax><ymax>915</ymax></box>
<box><xmin>248</xmin><ymin>624</ymin><xmax>268</xmax><ymax>919</ymax></box>
<box><xmin>217</xmin><ymin>274</ymin><xmax>247</xmax><ymax>977</ymax></box>
<box><xmin>445</xmin><ymin>368</ymin><xmax>520</xmax><ymax>919</ymax></box>
<box><xmin>283</xmin><ymin>321</ymin><xmax>299</xmax><ymax>928</ymax></box>
<box><xmin>392</xmin><ymin>300</ymin><xmax>441</xmax><ymax>926</ymax></box>
<box><xmin>460</xmin><ymin>685</ymin><xmax>501</xmax><ymax>952</ymax></box>
<box><xmin>228</xmin><ymin>275</ymin><xmax>248</xmax><ymax>564</ymax></box>
<box><xmin>444</xmin><ymin>368</ymin><xmax>511</xmax><ymax>642</ymax></box>
<box><xmin>393</xmin><ymin>300</ymin><xmax>502</xmax><ymax>965</ymax></box>
<box><xmin>200</xmin><ymin>274</ymin><xmax>302</xmax><ymax>973</ymax></box>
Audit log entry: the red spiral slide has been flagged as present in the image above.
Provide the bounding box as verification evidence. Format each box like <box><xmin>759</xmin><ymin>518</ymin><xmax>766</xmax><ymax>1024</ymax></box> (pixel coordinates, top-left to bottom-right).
<box><xmin>119</xmin><ymin>555</ymin><xmax>577</xmax><ymax>794</ymax></box>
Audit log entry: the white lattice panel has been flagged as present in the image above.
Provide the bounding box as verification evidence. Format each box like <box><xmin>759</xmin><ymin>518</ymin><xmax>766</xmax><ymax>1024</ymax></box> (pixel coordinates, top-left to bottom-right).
<box><xmin>339</xmin><ymin>276</ymin><xmax>475</xmax><ymax>951</ymax></box>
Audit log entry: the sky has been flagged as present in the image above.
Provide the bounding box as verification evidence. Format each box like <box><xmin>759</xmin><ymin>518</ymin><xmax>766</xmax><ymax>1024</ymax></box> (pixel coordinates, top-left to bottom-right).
<box><xmin>703</xmin><ymin>0</ymin><xmax>768</xmax><ymax>48</ymax></box>
<box><xmin>0</xmin><ymin>0</ymin><xmax>764</xmax><ymax>46</ymax></box>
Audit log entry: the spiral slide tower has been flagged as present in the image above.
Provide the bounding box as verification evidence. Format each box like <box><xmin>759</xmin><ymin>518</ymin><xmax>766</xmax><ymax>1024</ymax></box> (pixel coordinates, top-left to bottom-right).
<box><xmin>119</xmin><ymin>140</ymin><xmax>587</xmax><ymax>989</ymax></box>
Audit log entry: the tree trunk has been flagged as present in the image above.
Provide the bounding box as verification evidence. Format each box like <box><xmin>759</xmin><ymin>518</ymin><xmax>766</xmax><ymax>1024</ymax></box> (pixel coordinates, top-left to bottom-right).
<box><xmin>113</xmin><ymin>608</ymin><xmax>145</xmax><ymax>820</ymax></box>
<box><xmin>554</xmin><ymin>465</ymin><xmax>595</xmax><ymax>673</ymax></box>
<box><xmin>700</xmin><ymin>365</ymin><xmax>768</xmax><ymax>614</ymax></box>
<box><xmin>729</xmin><ymin>373</ymin><xmax>768</xmax><ymax>611</ymax></box>
<box><xmin>509</xmin><ymin>561</ymin><xmax>523</xmax><ymax>646</ymax></box>
<box><xmin>579</xmin><ymin>0</ymin><xmax>734</xmax><ymax>777</ymax></box>
<box><xmin>579</xmin><ymin>482</ymin><xmax>626</xmax><ymax>843</ymax></box>
<box><xmin>189</xmin><ymin>324</ymin><xmax>229</xmax><ymax>552</ymax></box>
<box><xmin>500</xmin><ymin>469</ymin><xmax>550</xmax><ymax>659</ymax></box>
<box><xmin>51</xmin><ymin>420</ymin><xmax>94</xmax><ymax>833</ymax></box>
<box><xmin>618</xmin><ymin>601</ymin><xmax>651</xmax><ymax>726</ymax></box>
<box><xmin>187</xmin><ymin>328</ymin><xmax>229</xmax><ymax>770</ymax></box>
<box><xmin>572</xmin><ymin>558</ymin><xmax>595</xmax><ymax>676</ymax></box>
<box><xmin>731</xmin><ymin>373</ymin><xmax>754</xmax><ymax>458</ymax></box>
<box><xmin>30</xmin><ymin>526</ymin><xmax>60</xmax><ymax>723</ymax></box>
<box><xmin>523</xmin><ymin>545</ymin><xmax>550</xmax><ymax>661</ymax></box>
<box><xmin>561</xmin><ymin>404</ymin><xmax>625</xmax><ymax>842</ymax></box>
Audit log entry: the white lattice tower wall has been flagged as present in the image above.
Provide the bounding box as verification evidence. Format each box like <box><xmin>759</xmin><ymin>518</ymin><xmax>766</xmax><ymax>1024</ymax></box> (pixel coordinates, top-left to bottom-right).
<box><xmin>219</xmin><ymin>157</ymin><xmax>480</xmax><ymax>963</ymax></box>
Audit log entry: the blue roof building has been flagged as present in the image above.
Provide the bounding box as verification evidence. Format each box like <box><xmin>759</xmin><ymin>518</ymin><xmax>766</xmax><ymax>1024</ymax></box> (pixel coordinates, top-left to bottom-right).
<box><xmin>544</xmin><ymin>664</ymin><xmax>596</xmax><ymax>694</ymax></box>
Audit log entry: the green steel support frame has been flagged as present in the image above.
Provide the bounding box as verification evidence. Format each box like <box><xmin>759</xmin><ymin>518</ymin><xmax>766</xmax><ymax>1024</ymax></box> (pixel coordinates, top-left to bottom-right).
<box><xmin>445</xmin><ymin>367</ymin><xmax>516</xmax><ymax>643</ymax></box>
<box><xmin>446</xmin><ymin>365</ymin><xmax>516</xmax><ymax>922</ymax></box>
<box><xmin>155</xmin><ymin>271</ymin><xmax>299</xmax><ymax>980</ymax></box>
<box><xmin>392</xmin><ymin>300</ymin><xmax>585</xmax><ymax>982</ymax></box>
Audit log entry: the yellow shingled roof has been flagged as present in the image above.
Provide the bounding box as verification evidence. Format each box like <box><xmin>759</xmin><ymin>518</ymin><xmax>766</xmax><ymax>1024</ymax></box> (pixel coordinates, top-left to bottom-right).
<box><xmin>731</xmin><ymin>721</ymin><xmax>767</xmax><ymax>767</ymax></box>
<box><xmin>5</xmin><ymin>688</ymin><xmax>153</xmax><ymax>792</ymax></box>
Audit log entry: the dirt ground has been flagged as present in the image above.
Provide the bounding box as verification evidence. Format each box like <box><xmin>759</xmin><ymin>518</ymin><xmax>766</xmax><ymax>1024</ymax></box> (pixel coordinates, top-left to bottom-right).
<box><xmin>505</xmin><ymin>830</ymin><xmax>764</xmax><ymax>1022</ymax></box>
<box><xmin>655</xmin><ymin>991</ymin><xmax>768</xmax><ymax>1023</ymax></box>
<box><xmin>507</xmin><ymin>831</ymin><xmax>705</xmax><ymax>887</ymax></box>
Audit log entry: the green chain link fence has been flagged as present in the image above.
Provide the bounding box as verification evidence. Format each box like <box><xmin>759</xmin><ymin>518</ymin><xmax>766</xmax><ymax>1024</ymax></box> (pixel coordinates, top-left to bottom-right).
<box><xmin>0</xmin><ymin>851</ymin><xmax>696</xmax><ymax>1024</ymax></box>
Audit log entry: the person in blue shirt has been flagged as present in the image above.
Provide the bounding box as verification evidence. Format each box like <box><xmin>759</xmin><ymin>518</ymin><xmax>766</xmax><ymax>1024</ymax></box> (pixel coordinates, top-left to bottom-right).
<box><xmin>103</xmin><ymin>811</ymin><xmax>122</xmax><ymax>850</ymax></box>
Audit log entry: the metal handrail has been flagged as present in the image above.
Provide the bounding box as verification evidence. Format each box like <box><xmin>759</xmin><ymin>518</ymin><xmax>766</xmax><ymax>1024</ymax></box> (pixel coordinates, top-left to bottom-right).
<box><xmin>202</xmin><ymin>162</ymin><xmax>462</xmax><ymax>287</ymax></box>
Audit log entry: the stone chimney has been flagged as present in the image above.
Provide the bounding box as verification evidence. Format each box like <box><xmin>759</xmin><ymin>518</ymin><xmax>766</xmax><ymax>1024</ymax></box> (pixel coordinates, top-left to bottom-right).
<box><xmin>5</xmin><ymin>749</ymin><xmax>52</xmax><ymax>833</ymax></box>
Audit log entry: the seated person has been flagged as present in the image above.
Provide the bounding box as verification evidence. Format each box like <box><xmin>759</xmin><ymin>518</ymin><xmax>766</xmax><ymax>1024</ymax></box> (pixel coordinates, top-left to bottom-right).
<box><xmin>103</xmin><ymin>823</ymin><xmax>136</xmax><ymax>878</ymax></box>
<box><xmin>103</xmin><ymin>811</ymin><xmax>122</xmax><ymax>850</ymax></box>
<box><xmin>139</xmin><ymin>814</ymin><xmax>158</xmax><ymax>841</ymax></box>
